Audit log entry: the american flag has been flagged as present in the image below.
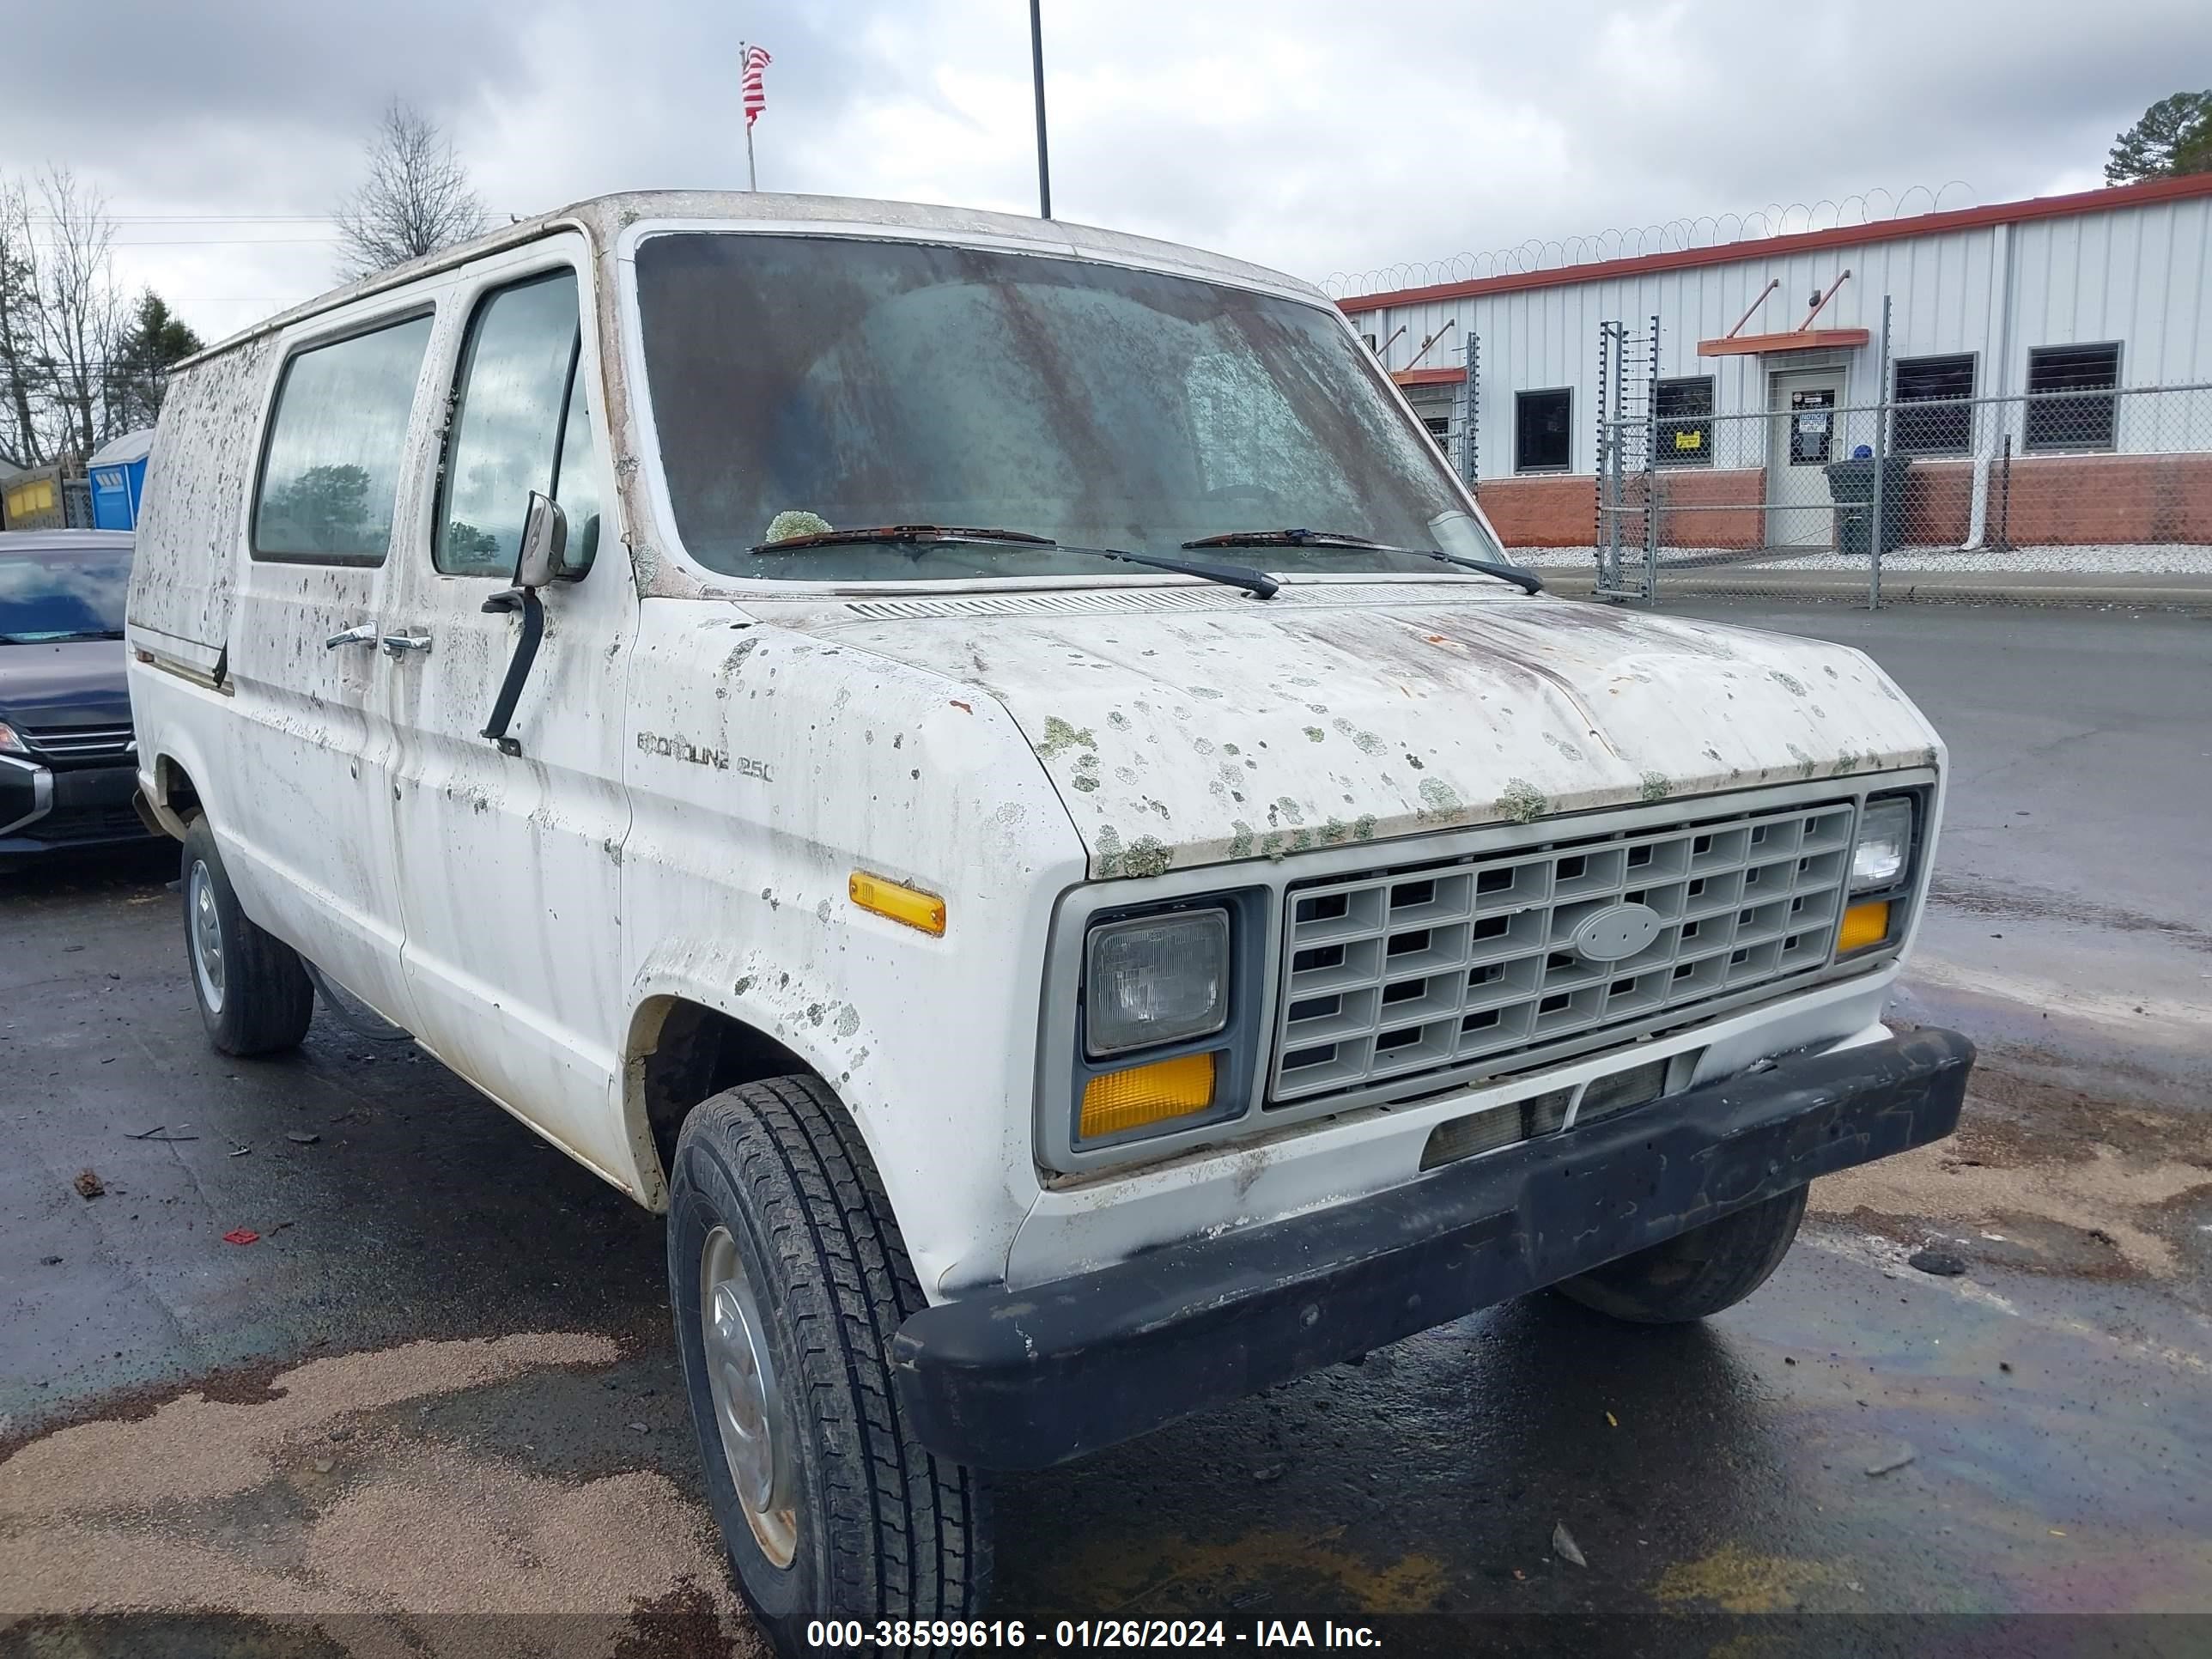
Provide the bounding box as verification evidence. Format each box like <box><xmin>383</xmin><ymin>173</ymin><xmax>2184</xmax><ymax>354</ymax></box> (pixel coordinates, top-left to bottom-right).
<box><xmin>742</xmin><ymin>45</ymin><xmax>772</xmax><ymax>128</ymax></box>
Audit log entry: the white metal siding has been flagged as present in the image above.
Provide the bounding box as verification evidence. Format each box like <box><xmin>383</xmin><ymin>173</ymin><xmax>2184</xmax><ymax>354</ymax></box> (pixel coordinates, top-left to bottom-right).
<box><xmin>1346</xmin><ymin>193</ymin><xmax>2212</xmax><ymax>479</ymax></box>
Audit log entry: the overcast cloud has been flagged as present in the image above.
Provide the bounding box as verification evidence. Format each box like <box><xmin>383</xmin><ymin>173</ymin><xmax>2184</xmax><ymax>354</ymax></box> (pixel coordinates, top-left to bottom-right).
<box><xmin>4</xmin><ymin>0</ymin><xmax>2209</xmax><ymax>340</ymax></box>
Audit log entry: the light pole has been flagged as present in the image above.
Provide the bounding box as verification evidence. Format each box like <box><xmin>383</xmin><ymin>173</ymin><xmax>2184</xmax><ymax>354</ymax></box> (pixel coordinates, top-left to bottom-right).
<box><xmin>1030</xmin><ymin>0</ymin><xmax>1052</xmax><ymax>219</ymax></box>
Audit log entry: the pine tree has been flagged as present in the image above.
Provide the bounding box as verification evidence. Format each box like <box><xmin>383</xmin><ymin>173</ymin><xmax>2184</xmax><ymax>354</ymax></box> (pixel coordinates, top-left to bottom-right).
<box><xmin>109</xmin><ymin>291</ymin><xmax>202</xmax><ymax>433</ymax></box>
<box><xmin>2106</xmin><ymin>91</ymin><xmax>2212</xmax><ymax>185</ymax></box>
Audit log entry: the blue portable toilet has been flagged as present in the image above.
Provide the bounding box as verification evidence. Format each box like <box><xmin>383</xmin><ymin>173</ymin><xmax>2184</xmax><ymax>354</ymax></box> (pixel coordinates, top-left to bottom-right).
<box><xmin>88</xmin><ymin>428</ymin><xmax>155</xmax><ymax>530</ymax></box>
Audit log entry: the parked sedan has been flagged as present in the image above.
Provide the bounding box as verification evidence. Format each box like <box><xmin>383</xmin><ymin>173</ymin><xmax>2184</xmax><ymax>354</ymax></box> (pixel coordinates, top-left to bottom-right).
<box><xmin>0</xmin><ymin>530</ymin><xmax>155</xmax><ymax>863</ymax></box>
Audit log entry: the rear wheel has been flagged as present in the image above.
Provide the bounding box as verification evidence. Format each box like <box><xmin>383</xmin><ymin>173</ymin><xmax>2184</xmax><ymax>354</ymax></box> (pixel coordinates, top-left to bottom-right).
<box><xmin>180</xmin><ymin>815</ymin><xmax>314</xmax><ymax>1056</ymax></box>
<box><xmin>667</xmin><ymin>1075</ymin><xmax>989</xmax><ymax>1651</ymax></box>
<box><xmin>1556</xmin><ymin>1186</ymin><xmax>1808</xmax><ymax>1324</ymax></box>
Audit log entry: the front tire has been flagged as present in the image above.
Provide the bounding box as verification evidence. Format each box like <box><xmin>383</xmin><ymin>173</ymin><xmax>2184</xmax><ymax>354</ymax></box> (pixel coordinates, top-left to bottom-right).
<box><xmin>667</xmin><ymin>1075</ymin><xmax>989</xmax><ymax>1650</ymax></box>
<box><xmin>180</xmin><ymin>815</ymin><xmax>314</xmax><ymax>1057</ymax></box>
<box><xmin>1556</xmin><ymin>1186</ymin><xmax>1808</xmax><ymax>1324</ymax></box>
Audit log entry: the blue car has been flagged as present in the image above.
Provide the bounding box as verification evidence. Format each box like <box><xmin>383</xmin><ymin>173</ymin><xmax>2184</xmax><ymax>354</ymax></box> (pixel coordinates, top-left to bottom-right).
<box><xmin>0</xmin><ymin>530</ymin><xmax>157</xmax><ymax>863</ymax></box>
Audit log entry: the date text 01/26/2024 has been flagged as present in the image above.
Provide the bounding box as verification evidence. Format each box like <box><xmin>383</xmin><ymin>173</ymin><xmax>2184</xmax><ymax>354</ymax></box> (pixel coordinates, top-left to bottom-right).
<box><xmin>805</xmin><ymin>1622</ymin><xmax>1382</xmax><ymax>1650</ymax></box>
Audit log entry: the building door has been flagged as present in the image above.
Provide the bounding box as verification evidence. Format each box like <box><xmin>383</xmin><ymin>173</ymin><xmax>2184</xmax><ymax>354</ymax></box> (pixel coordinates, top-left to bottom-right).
<box><xmin>1766</xmin><ymin>368</ymin><xmax>1846</xmax><ymax>547</ymax></box>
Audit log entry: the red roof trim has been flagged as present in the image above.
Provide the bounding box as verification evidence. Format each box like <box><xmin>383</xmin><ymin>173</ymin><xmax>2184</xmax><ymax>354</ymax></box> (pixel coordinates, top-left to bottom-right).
<box><xmin>1336</xmin><ymin>172</ymin><xmax>2212</xmax><ymax>314</ymax></box>
<box><xmin>1390</xmin><ymin>367</ymin><xmax>1467</xmax><ymax>386</ymax></box>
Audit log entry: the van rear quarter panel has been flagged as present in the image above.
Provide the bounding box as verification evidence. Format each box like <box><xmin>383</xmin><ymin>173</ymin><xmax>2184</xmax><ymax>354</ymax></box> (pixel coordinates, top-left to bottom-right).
<box><xmin>127</xmin><ymin>337</ymin><xmax>280</xmax><ymax>673</ymax></box>
<box><xmin>618</xmin><ymin>600</ymin><xmax>1083</xmax><ymax>1294</ymax></box>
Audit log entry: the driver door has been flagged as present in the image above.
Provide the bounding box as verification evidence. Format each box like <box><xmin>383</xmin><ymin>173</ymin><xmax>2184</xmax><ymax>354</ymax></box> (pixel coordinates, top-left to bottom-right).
<box><xmin>377</xmin><ymin>238</ymin><xmax>640</xmax><ymax>1186</ymax></box>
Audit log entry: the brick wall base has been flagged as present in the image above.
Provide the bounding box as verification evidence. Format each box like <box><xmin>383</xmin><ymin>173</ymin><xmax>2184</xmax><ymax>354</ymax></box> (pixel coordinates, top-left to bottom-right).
<box><xmin>1477</xmin><ymin>453</ymin><xmax>2212</xmax><ymax>550</ymax></box>
<box><xmin>1994</xmin><ymin>452</ymin><xmax>2212</xmax><ymax>544</ymax></box>
<box><xmin>1473</xmin><ymin>474</ymin><xmax>1595</xmax><ymax>545</ymax></box>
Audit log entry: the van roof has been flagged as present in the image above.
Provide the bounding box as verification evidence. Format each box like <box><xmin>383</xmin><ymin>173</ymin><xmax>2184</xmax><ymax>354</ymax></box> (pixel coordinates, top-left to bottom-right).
<box><xmin>179</xmin><ymin>190</ymin><xmax>1323</xmax><ymax>369</ymax></box>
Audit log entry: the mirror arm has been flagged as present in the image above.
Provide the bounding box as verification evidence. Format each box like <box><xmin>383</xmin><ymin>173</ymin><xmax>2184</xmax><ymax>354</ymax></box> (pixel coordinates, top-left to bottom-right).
<box><xmin>479</xmin><ymin>587</ymin><xmax>545</xmax><ymax>757</ymax></box>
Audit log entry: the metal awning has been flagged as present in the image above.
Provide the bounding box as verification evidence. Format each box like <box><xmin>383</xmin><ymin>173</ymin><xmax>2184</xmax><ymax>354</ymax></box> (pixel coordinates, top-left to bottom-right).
<box><xmin>1697</xmin><ymin>327</ymin><xmax>1871</xmax><ymax>356</ymax></box>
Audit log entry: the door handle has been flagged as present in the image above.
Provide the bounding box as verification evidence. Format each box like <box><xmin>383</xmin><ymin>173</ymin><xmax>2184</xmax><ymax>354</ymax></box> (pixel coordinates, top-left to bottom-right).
<box><xmin>380</xmin><ymin>631</ymin><xmax>434</xmax><ymax>658</ymax></box>
<box><xmin>325</xmin><ymin>623</ymin><xmax>379</xmax><ymax>650</ymax></box>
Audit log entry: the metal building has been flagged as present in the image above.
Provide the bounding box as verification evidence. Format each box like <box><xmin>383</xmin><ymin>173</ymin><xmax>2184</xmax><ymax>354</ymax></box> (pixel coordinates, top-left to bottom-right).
<box><xmin>1334</xmin><ymin>172</ymin><xmax>2212</xmax><ymax>556</ymax></box>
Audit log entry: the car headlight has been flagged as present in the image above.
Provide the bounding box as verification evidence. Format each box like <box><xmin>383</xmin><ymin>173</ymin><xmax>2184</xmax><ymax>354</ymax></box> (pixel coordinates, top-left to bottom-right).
<box><xmin>1084</xmin><ymin>908</ymin><xmax>1231</xmax><ymax>1057</ymax></box>
<box><xmin>0</xmin><ymin>721</ymin><xmax>25</xmax><ymax>756</ymax></box>
<box><xmin>1850</xmin><ymin>797</ymin><xmax>1913</xmax><ymax>894</ymax></box>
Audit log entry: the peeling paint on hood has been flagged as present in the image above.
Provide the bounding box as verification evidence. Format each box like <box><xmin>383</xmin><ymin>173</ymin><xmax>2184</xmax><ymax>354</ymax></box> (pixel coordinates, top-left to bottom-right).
<box><xmin>775</xmin><ymin>582</ymin><xmax>1942</xmax><ymax>878</ymax></box>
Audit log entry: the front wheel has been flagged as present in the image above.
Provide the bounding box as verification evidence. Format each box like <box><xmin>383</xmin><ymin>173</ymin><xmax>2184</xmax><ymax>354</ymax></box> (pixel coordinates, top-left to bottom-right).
<box><xmin>1555</xmin><ymin>1186</ymin><xmax>1808</xmax><ymax>1324</ymax></box>
<box><xmin>180</xmin><ymin>815</ymin><xmax>314</xmax><ymax>1057</ymax></box>
<box><xmin>667</xmin><ymin>1075</ymin><xmax>989</xmax><ymax>1651</ymax></box>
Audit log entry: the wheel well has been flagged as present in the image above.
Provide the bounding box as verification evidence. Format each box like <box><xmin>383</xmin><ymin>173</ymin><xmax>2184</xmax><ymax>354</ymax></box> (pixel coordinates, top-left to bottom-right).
<box><xmin>631</xmin><ymin>998</ymin><xmax>817</xmax><ymax>1175</ymax></box>
<box><xmin>155</xmin><ymin>756</ymin><xmax>202</xmax><ymax>820</ymax></box>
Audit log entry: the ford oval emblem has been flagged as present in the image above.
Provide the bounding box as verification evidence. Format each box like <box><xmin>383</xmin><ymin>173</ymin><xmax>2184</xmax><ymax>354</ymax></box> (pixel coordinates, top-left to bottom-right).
<box><xmin>1570</xmin><ymin>902</ymin><xmax>1663</xmax><ymax>963</ymax></box>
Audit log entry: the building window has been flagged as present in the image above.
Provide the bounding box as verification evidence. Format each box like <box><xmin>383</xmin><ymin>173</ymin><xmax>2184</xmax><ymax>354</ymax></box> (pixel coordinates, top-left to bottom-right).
<box><xmin>1362</xmin><ymin>332</ymin><xmax>1378</xmax><ymax>354</ymax></box>
<box><xmin>1515</xmin><ymin>388</ymin><xmax>1571</xmax><ymax>473</ymax></box>
<box><xmin>1422</xmin><ymin>415</ymin><xmax>1451</xmax><ymax>456</ymax></box>
<box><xmin>2024</xmin><ymin>343</ymin><xmax>2119</xmax><ymax>453</ymax></box>
<box><xmin>1655</xmin><ymin>377</ymin><xmax>1713</xmax><ymax>467</ymax></box>
<box><xmin>1892</xmin><ymin>355</ymin><xmax>1976</xmax><ymax>456</ymax></box>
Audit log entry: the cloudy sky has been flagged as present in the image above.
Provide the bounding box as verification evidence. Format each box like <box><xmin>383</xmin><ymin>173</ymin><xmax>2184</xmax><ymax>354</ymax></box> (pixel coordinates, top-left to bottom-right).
<box><xmin>5</xmin><ymin>0</ymin><xmax>2209</xmax><ymax>342</ymax></box>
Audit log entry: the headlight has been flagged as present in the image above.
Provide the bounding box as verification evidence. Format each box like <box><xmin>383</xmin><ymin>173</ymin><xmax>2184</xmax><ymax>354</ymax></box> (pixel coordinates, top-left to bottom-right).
<box><xmin>1850</xmin><ymin>796</ymin><xmax>1913</xmax><ymax>893</ymax></box>
<box><xmin>0</xmin><ymin>721</ymin><xmax>25</xmax><ymax>755</ymax></box>
<box><xmin>1084</xmin><ymin>908</ymin><xmax>1230</xmax><ymax>1056</ymax></box>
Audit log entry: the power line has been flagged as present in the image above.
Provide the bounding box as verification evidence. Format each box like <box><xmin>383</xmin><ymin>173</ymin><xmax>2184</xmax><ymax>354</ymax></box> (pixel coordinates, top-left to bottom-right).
<box><xmin>21</xmin><ymin>214</ymin><xmax>341</xmax><ymax>224</ymax></box>
<box><xmin>21</xmin><ymin>236</ymin><xmax>340</xmax><ymax>247</ymax></box>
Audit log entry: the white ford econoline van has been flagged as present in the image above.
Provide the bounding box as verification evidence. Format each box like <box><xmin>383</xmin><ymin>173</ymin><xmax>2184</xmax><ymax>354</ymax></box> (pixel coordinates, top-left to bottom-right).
<box><xmin>126</xmin><ymin>191</ymin><xmax>1972</xmax><ymax>1648</ymax></box>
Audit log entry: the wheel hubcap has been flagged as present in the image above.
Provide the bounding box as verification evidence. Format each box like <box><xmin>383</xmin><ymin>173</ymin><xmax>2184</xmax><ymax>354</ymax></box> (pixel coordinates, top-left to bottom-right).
<box><xmin>188</xmin><ymin>860</ymin><xmax>225</xmax><ymax>1015</ymax></box>
<box><xmin>700</xmin><ymin>1224</ymin><xmax>797</xmax><ymax>1566</ymax></box>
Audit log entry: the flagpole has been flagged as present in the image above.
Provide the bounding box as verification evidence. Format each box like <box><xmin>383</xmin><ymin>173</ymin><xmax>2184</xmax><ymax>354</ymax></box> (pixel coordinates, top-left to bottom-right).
<box><xmin>741</xmin><ymin>40</ymin><xmax>757</xmax><ymax>190</ymax></box>
<box><xmin>1029</xmin><ymin>0</ymin><xmax>1051</xmax><ymax>218</ymax></box>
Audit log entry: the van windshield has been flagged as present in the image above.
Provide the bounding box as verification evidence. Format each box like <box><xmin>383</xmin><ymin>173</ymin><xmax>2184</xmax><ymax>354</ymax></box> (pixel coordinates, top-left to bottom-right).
<box><xmin>632</xmin><ymin>233</ymin><xmax>1504</xmax><ymax>582</ymax></box>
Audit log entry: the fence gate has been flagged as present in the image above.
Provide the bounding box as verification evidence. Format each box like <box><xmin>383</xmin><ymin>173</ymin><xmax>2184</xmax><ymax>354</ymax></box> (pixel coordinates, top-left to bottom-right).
<box><xmin>1595</xmin><ymin>317</ymin><xmax>1661</xmax><ymax>600</ymax></box>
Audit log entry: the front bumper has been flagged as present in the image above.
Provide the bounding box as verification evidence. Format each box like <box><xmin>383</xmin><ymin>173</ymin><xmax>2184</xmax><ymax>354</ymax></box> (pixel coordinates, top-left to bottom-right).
<box><xmin>0</xmin><ymin>754</ymin><xmax>152</xmax><ymax>854</ymax></box>
<box><xmin>891</xmin><ymin>1024</ymin><xmax>1972</xmax><ymax>1470</ymax></box>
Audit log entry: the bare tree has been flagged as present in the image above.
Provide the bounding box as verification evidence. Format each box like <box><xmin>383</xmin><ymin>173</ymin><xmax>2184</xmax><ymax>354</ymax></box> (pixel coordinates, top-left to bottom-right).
<box><xmin>0</xmin><ymin>179</ymin><xmax>46</xmax><ymax>469</ymax></box>
<box><xmin>33</xmin><ymin>167</ymin><xmax>124</xmax><ymax>461</ymax></box>
<box><xmin>0</xmin><ymin>167</ymin><xmax>125</xmax><ymax>470</ymax></box>
<box><xmin>332</xmin><ymin>100</ymin><xmax>489</xmax><ymax>281</ymax></box>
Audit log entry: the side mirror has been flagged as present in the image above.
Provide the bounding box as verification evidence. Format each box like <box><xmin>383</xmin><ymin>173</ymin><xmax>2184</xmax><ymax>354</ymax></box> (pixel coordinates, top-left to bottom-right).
<box><xmin>514</xmin><ymin>491</ymin><xmax>568</xmax><ymax>590</ymax></box>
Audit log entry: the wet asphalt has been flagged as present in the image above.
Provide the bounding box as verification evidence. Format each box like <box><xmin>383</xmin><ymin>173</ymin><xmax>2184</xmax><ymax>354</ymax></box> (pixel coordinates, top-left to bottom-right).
<box><xmin>3</xmin><ymin>602</ymin><xmax>2209</xmax><ymax>1649</ymax></box>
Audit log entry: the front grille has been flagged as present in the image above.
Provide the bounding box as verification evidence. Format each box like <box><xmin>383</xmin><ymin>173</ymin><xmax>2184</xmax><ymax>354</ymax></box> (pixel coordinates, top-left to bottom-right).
<box><xmin>1270</xmin><ymin>799</ymin><xmax>1856</xmax><ymax>1107</ymax></box>
<box><xmin>24</xmin><ymin>722</ymin><xmax>135</xmax><ymax>761</ymax></box>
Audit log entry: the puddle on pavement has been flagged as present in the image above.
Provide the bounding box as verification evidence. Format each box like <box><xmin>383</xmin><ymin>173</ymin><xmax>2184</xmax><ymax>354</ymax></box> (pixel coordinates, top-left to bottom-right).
<box><xmin>0</xmin><ymin>1334</ymin><xmax>762</xmax><ymax>1659</ymax></box>
<box><xmin>1809</xmin><ymin>1039</ymin><xmax>2212</xmax><ymax>1295</ymax></box>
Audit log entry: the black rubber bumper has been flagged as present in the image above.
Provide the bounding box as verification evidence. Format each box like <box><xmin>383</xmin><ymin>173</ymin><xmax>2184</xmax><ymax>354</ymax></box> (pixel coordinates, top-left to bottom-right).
<box><xmin>891</xmin><ymin>1025</ymin><xmax>1973</xmax><ymax>1470</ymax></box>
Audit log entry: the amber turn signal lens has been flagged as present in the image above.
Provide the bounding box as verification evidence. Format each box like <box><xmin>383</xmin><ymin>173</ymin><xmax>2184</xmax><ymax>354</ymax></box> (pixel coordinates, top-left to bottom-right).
<box><xmin>1080</xmin><ymin>1052</ymin><xmax>1217</xmax><ymax>1139</ymax></box>
<box><xmin>1838</xmin><ymin>899</ymin><xmax>1892</xmax><ymax>953</ymax></box>
<box><xmin>848</xmin><ymin>872</ymin><xmax>946</xmax><ymax>936</ymax></box>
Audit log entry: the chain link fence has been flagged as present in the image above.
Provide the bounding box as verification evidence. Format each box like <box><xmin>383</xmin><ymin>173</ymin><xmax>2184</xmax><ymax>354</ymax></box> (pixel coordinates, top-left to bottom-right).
<box><xmin>1528</xmin><ymin>380</ymin><xmax>2212</xmax><ymax>608</ymax></box>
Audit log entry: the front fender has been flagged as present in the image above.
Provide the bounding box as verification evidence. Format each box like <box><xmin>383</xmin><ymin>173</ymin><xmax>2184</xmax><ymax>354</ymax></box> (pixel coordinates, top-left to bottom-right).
<box><xmin>617</xmin><ymin>602</ymin><xmax>1088</xmax><ymax>1296</ymax></box>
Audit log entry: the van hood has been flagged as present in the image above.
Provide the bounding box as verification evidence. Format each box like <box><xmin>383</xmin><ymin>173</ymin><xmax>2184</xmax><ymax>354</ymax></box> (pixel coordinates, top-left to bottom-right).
<box><xmin>790</xmin><ymin>582</ymin><xmax>1942</xmax><ymax>878</ymax></box>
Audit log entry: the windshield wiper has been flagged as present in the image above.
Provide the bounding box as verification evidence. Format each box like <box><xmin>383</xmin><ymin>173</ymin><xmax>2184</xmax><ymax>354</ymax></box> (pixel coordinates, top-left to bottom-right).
<box><xmin>751</xmin><ymin>523</ymin><xmax>1055</xmax><ymax>554</ymax></box>
<box><xmin>1182</xmin><ymin>528</ymin><xmax>1545</xmax><ymax>595</ymax></box>
<box><xmin>750</xmin><ymin>522</ymin><xmax>1279</xmax><ymax>599</ymax></box>
<box><xmin>1056</xmin><ymin>544</ymin><xmax>1278</xmax><ymax>600</ymax></box>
